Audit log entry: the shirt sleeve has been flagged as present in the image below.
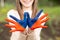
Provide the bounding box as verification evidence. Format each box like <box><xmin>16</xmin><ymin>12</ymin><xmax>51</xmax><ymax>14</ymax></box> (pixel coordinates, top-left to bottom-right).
<box><xmin>7</xmin><ymin>9</ymin><xmax>27</xmax><ymax>40</ymax></box>
<box><xmin>34</xmin><ymin>11</ymin><xmax>46</xmax><ymax>40</ymax></box>
<box><xmin>27</xmin><ymin>11</ymin><xmax>46</xmax><ymax>40</ymax></box>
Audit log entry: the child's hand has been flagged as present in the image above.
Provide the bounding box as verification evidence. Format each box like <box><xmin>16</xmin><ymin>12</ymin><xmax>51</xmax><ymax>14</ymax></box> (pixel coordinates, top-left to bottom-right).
<box><xmin>5</xmin><ymin>12</ymin><xmax>28</xmax><ymax>32</ymax></box>
<box><xmin>30</xmin><ymin>13</ymin><xmax>49</xmax><ymax>30</ymax></box>
<box><xmin>27</xmin><ymin>9</ymin><xmax>49</xmax><ymax>30</ymax></box>
<box><xmin>27</xmin><ymin>9</ymin><xmax>42</xmax><ymax>28</ymax></box>
<box><xmin>5</xmin><ymin>18</ymin><xmax>25</xmax><ymax>32</ymax></box>
<box><xmin>9</xmin><ymin>12</ymin><xmax>28</xmax><ymax>28</ymax></box>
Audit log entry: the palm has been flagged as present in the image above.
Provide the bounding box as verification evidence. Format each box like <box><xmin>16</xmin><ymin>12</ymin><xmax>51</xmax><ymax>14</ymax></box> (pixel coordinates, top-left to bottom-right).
<box><xmin>5</xmin><ymin>12</ymin><xmax>29</xmax><ymax>32</ymax></box>
<box><xmin>31</xmin><ymin>13</ymin><xmax>49</xmax><ymax>30</ymax></box>
<box><xmin>5</xmin><ymin>18</ymin><xmax>25</xmax><ymax>32</ymax></box>
<box><xmin>9</xmin><ymin>12</ymin><xmax>28</xmax><ymax>28</ymax></box>
<box><xmin>27</xmin><ymin>9</ymin><xmax>49</xmax><ymax>30</ymax></box>
<box><xmin>27</xmin><ymin>9</ymin><xmax>43</xmax><ymax>28</ymax></box>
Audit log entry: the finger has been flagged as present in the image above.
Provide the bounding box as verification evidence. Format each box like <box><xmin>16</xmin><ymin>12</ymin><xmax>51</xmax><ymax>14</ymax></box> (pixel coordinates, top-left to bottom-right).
<box><xmin>10</xmin><ymin>29</ymin><xmax>24</xmax><ymax>32</ymax></box>
<box><xmin>24</xmin><ymin>12</ymin><xmax>29</xmax><ymax>20</ymax></box>
<box><xmin>41</xmin><ymin>26</ymin><xmax>48</xmax><ymax>28</ymax></box>
<box><xmin>15</xmin><ymin>24</ymin><xmax>25</xmax><ymax>31</ymax></box>
<box><xmin>31</xmin><ymin>25</ymin><xmax>47</xmax><ymax>30</ymax></box>
<box><xmin>6</xmin><ymin>18</ymin><xmax>25</xmax><ymax>30</ymax></box>
<box><xmin>5</xmin><ymin>24</ymin><xmax>15</xmax><ymax>28</ymax></box>
<box><xmin>5</xmin><ymin>18</ymin><xmax>17</xmax><ymax>24</ymax></box>
<box><xmin>35</xmin><ymin>9</ymin><xmax>43</xmax><ymax>18</ymax></box>
<box><xmin>10</xmin><ymin>15</ymin><xmax>21</xmax><ymax>22</ymax></box>
<box><xmin>32</xmin><ymin>9</ymin><xmax>43</xmax><ymax>21</ymax></box>
<box><xmin>5</xmin><ymin>24</ymin><xmax>10</xmax><ymax>28</ymax></box>
<box><xmin>35</xmin><ymin>17</ymin><xmax>49</xmax><ymax>24</ymax></box>
<box><xmin>27</xmin><ymin>12</ymin><xmax>30</xmax><ymax>20</ymax></box>
<box><xmin>39</xmin><ymin>13</ymin><xmax>48</xmax><ymax>20</ymax></box>
<box><xmin>5</xmin><ymin>23</ymin><xmax>25</xmax><ymax>31</ymax></box>
<box><xmin>31</xmin><ymin>17</ymin><xmax>48</xmax><ymax>28</ymax></box>
<box><xmin>10</xmin><ymin>15</ymin><xmax>24</xmax><ymax>23</ymax></box>
<box><xmin>37</xmin><ymin>25</ymin><xmax>48</xmax><ymax>28</ymax></box>
<box><xmin>40</xmin><ymin>17</ymin><xmax>49</xmax><ymax>23</ymax></box>
<box><xmin>22</xmin><ymin>12</ymin><xmax>28</xmax><ymax>24</ymax></box>
<box><xmin>9</xmin><ymin>30</ymin><xmax>17</xmax><ymax>32</ymax></box>
<box><xmin>32</xmin><ymin>13</ymin><xmax>48</xmax><ymax>22</ymax></box>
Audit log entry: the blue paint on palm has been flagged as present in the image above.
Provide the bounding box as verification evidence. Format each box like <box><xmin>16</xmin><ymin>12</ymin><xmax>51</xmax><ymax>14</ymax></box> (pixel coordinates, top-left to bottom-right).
<box><xmin>27</xmin><ymin>9</ymin><xmax>43</xmax><ymax>28</ymax></box>
<box><xmin>9</xmin><ymin>12</ymin><xmax>28</xmax><ymax>28</ymax></box>
<box><xmin>9</xmin><ymin>9</ymin><xmax>43</xmax><ymax>28</ymax></box>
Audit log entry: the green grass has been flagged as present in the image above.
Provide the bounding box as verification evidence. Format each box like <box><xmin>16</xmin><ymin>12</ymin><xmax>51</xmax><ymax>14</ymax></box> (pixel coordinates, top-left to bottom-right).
<box><xmin>39</xmin><ymin>6</ymin><xmax>60</xmax><ymax>19</ymax></box>
<box><xmin>0</xmin><ymin>3</ymin><xmax>60</xmax><ymax>22</ymax></box>
<box><xmin>0</xmin><ymin>3</ymin><xmax>15</xmax><ymax>22</ymax></box>
<box><xmin>0</xmin><ymin>3</ymin><xmax>60</xmax><ymax>40</ymax></box>
<box><xmin>38</xmin><ymin>6</ymin><xmax>60</xmax><ymax>26</ymax></box>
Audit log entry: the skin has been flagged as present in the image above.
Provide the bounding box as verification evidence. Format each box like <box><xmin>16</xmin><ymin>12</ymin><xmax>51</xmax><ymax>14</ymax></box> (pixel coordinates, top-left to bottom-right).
<box><xmin>20</xmin><ymin>0</ymin><xmax>34</xmax><ymax>34</ymax></box>
<box><xmin>20</xmin><ymin>0</ymin><xmax>34</xmax><ymax>11</ymax></box>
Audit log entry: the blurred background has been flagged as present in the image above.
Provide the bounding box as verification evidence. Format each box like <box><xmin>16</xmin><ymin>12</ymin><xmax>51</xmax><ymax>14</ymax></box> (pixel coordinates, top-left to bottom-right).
<box><xmin>0</xmin><ymin>0</ymin><xmax>60</xmax><ymax>40</ymax></box>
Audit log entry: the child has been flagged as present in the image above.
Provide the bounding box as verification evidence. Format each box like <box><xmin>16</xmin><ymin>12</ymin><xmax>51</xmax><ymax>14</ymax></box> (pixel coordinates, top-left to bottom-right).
<box><xmin>5</xmin><ymin>0</ymin><xmax>48</xmax><ymax>40</ymax></box>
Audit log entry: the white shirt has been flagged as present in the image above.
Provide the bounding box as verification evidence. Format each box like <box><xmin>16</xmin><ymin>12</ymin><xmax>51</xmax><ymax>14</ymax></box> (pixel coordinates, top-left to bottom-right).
<box><xmin>7</xmin><ymin>9</ymin><xmax>45</xmax><ymax>40</ymax></box>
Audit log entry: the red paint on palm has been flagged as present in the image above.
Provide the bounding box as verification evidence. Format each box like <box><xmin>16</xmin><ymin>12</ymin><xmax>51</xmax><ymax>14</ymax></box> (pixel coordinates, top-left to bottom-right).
<box><xmin>30</xmin><ymin>13</ymin><xmax>49</xmax><ymax>30</ymax></box>
<box><xmin>5</xmin><ymin>18</ymin><xmax>25</xmax><ymax>32</ymax></box>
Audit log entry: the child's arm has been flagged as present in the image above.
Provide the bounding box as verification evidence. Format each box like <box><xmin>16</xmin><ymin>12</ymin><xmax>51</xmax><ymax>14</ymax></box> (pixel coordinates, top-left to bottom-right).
<box><xmin>27</xmin><ymin>11</ymin><xmax>47</xmax><ymax>40</ymax></box>
<box><xmin>7</xmin><ymin>9</ymin><xmax>27</xmax><ymax>40</ymax></box>
<box><xmin>34</xmin><ymin>12</ymin><xmax>45</xmax><ymax>40</ymax></box>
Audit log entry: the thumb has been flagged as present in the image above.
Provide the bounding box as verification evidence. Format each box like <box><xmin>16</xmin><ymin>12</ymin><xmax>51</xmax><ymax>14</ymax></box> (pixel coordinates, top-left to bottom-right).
<box><xmin>32</xmin><ymin>9</ymin><xmax>43</xmax><ymax>22</ymax></box>
<box><xmin>9</xmin><ymin>15</ymin><xmax>20</xmax><ymax>21</ymax></box>
<box><xmin>34</xmin><ymin>9</ymin><xmax>43</xmax><ymax>19</ymax></box>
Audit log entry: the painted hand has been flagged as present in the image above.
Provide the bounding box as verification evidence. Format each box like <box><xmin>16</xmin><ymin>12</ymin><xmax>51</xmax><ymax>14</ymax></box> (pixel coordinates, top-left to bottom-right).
<box><xmin>5</xmin><ymin>18</ymin><xmax>25</xmax><ymax>32</ymax></box>
<box><xmin>5</xmin><ymin>12</ymin><xmax>28</xmax><ymax>32</ymax></box>
<box><xmin>30</xmin><ymin>13</ymin><xmax>49</xmax><ymax>30</ymax></box>
<box><xmin>27</xmin><ymin>9</ymin><xmax>49</xmax><ymax>30</ymax></box>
